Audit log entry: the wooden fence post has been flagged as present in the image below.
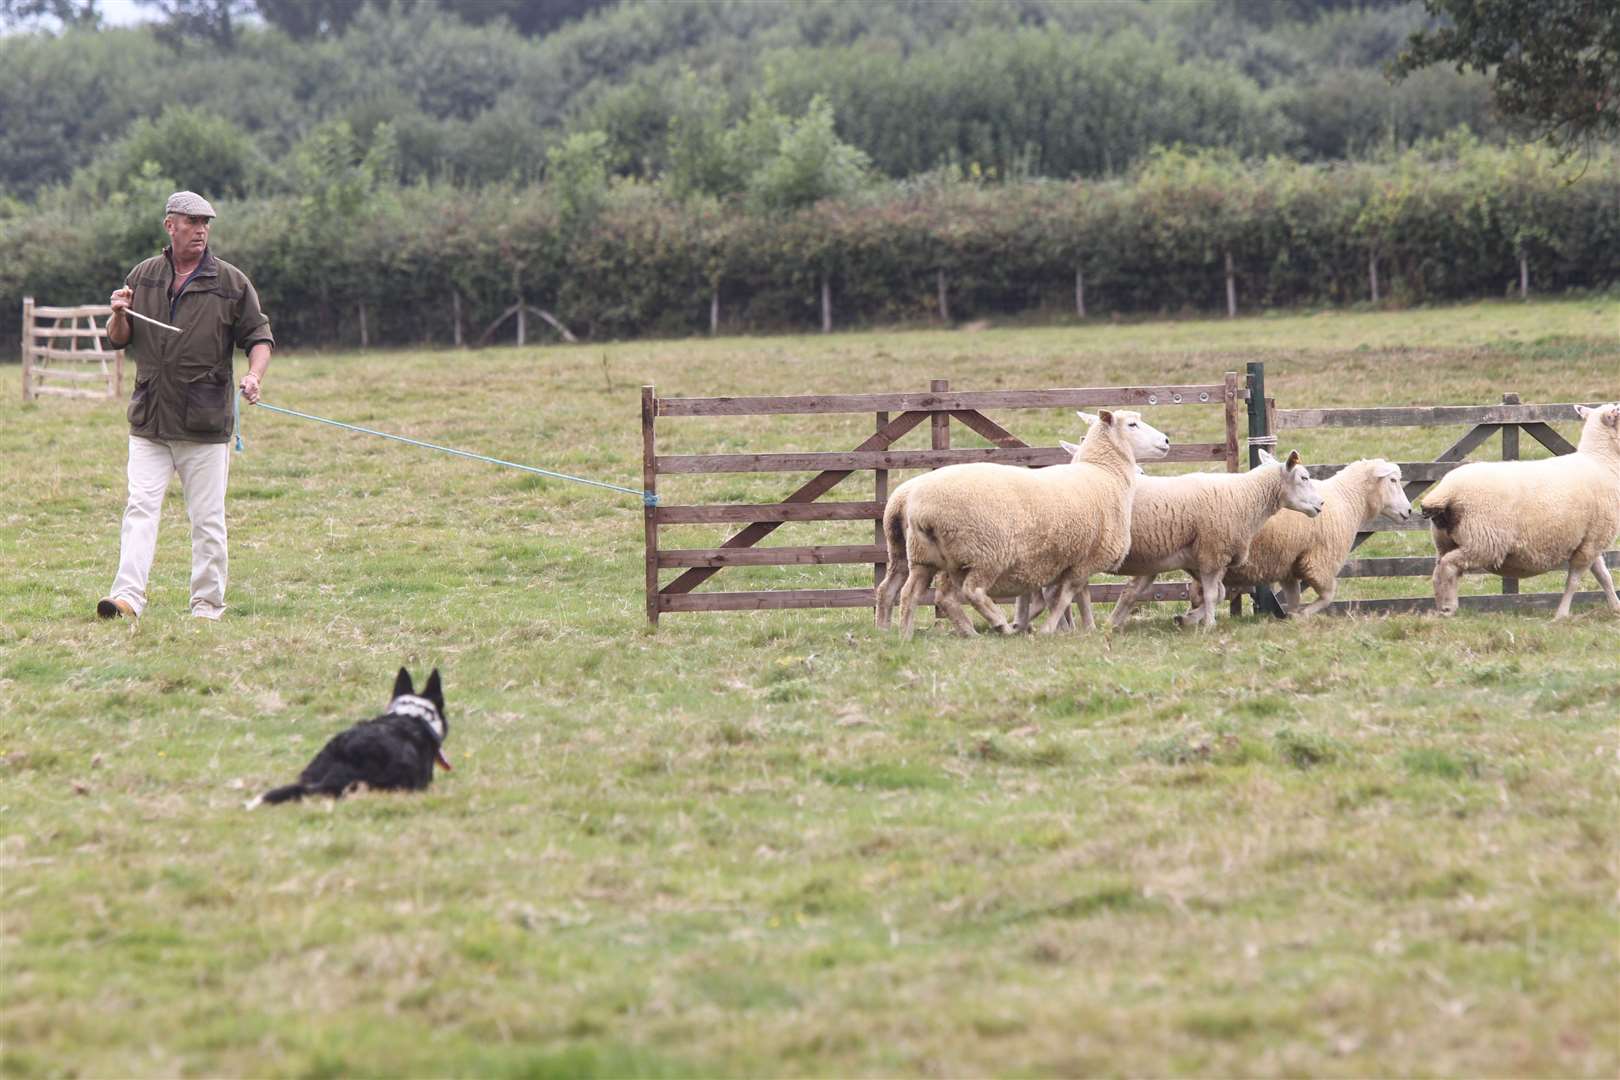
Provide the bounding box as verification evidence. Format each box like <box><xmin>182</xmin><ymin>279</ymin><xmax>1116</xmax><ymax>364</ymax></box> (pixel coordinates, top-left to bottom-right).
<box><xmin>874</xmin><ymin>410</ymin><xmax>889</xmax><ymax>596</ymax></box>
<box><xmin>1369</xmin><ymin>251</ymin><xmax>1379</xmax><ymax>304</ymax></box>
<box><xmin>643</xmin><ymin>385</ymin><xmax>659</xmax><ymax>626</ymax></box>
<box><xmin>358</xmin><ymin>301</ymin><xmax>369</xmax><ymax>349</ymax></box>
<box><xmin>937</xmin><ymin>269</ymin><xmax>950</xmax><ymax>323</ymax></box>
<box><xmin>1518</xmin><ymin>253</ymin><xmax>1529</xmax><ymax>300</ymax></box>
<box><xmin>1502</xmin><ymin>392</ymin><xmax>1520</xmax><ymax>595</ymax></box>
<box><xmin>1225</xmin><ymin>251</ymin><xmax>1237</xmax><ymax>319</ymax></box>
<box><xmin>21</xmin><ymin>296</ymin><xmax>33</xmax><ymax>402</ymax></box>
<box><xmin>710</xmin><ymin>288</ymin><xmax>720</xmax><ymax>336</ymax></box>
<box><xmin>1075</xmin><ymin>267</ymin><xmax>1086</xmax><ymax>319</ymax></box>
<box><xmin>821</xmin><ymin>275</ymin><xmax>832</xmax><ymax>334</ymax></box>
<box><xmin>1223</xmin><ymin>371</ymin><xmax>1240</xmax><ymax>474</ymax></box>
<box><xmin>452</xmin><ymin>290</ymin><xmax>463</xmax><ymax>347</ymax></box>
<box><xmin>1246</xmin><ymin>360</ymin><xmax>1286</xmax><ymax>618</ymax></box>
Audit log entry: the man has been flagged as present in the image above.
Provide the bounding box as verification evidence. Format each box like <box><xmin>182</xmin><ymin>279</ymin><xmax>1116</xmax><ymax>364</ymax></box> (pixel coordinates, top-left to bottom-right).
<box><xmin>98</xmin><ymin>190</ymin><xmax>274</xmax><ymax>621</ymax></box>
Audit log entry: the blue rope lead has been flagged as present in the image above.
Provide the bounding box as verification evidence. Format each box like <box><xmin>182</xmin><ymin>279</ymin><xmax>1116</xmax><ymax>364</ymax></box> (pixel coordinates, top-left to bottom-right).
<box><xmin>244</xmin><ymin>398</ymin><xmax>657</xmax><ymax>506</ymax></box>
<box><xmin>233</xmin><ymin>390</ymin><xmax>244</xmax><ymax>452</ymax></box>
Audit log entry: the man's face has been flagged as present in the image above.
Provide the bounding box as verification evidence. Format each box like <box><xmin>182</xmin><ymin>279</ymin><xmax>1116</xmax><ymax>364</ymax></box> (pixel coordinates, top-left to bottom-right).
<box><xmin>164</xmin><ymin>213</ymin><xmax>211</xmax><ymax>256</ymax></box>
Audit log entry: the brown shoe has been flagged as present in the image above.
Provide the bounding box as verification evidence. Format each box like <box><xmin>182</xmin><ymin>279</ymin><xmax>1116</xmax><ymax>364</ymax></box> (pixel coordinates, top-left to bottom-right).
<box><xmin>97</xmin><ymin>597</ymin><xmax>135</xmax><ymax>619</ymax></box>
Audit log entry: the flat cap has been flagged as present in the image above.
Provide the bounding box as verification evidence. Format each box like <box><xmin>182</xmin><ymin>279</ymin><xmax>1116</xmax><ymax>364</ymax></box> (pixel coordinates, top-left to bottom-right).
<box><xmin>164</xmin><ymin>190</ymin><xmax>217</xmax><ymax>218</ymax></box>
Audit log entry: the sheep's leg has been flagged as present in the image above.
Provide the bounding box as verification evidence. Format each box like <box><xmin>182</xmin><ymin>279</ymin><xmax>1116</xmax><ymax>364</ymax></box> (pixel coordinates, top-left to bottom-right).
<box><xmin>1074</xmin><ymin>582</ymin><xmax>1095</xmax><ymax>631</ymax></box>
<box><xmin>1109</xmin><ymin>574</ymin><xmax>1155</xmax><ymax>629</ymax></box>
<box><xmin>1014</xmin><ymin>591</ymin><xmax>1044</xmax><ymax>633</ymax></box>
<box><xmin>1195</xmin><ymin>569</ymin><xmax>1225</xmax><ymax>628</ymax></box>
<box><xmin>1590</xmin><ymin>556</ymin><xmax>1620</xmax><ymax>614</ymax></box>
<box><xmin>875</xmin><ymin>559</ymin><xmax>907</xmax><ymax>629</ymax></box>
<box><xmin>1554</xmin><ymin>561</ymin><xmax>1588</xmax><ymax>620</ymax></box>
<box><xmin>1432</xmin><ymin>550</ymin><xmax>1467</xmax><ymax>616</ymax></box>
<box><xmin>958</xmin><ymin>569</ymin><xmax>1015</xmax><ymax>635</ymax></box>
<box><xmin>897</xmin><ymin>566</ymin><xmax>935</xmax><ymax>641</ymax></box>
<box><xmin>1295</xmin><ymin>576</ymin><xmax>1337</xmax><ymax>618</ymax></box>
<box><xmin>1055</xmin><ymin>585</ymin><xmax>1077</xmax><ymax>631</ymax></box>
<box><xmin>1175</xmin><ymin>572</ymin><xmax>1220</xmax><ymax>628</ymax></box>
<box><xmin>1040</xmin><ymin>577</ymin><xmax>1081</xmax><ymax>634</ymax></box>
<box><xmin>934</xmin><ymin>574</ymin><xmax>980</xmax><ymax>636</ymax></box>
<box><xmin>1277</xmin><ymin>579</ymin><xmax>1304</xmax><ymax>613</ymax></box>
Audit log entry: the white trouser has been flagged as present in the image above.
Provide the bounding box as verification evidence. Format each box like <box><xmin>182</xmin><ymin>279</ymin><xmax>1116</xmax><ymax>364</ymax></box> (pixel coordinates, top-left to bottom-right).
<box><xmin>108</xmin><ymin>435</ymin><xmax>231</xmax><ymax>618</ymax></box>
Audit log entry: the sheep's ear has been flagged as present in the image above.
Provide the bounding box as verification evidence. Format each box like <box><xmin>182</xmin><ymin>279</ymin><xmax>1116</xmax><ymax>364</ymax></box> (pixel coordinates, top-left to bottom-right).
<box><xmin>1075</xmin><ymin>410</ymin><xmax>1099</xmax><ymax>426</ymax></box>
<box><xmin>1257</xmin><ymin>448</ymin><xmax>1276</xmax><ymax>466</ymax></box>
<box><xmin>1605</xmin><ymin>406</ymin><xmax>1620</xmax><ymax>429</ymax></box>
<box><xmin>1059</xmin><ymin>440</ymin><xmax>1082</xmax><ymax>457</ymax></box>
<box><xmin>1097</xmin><ymin>409</ymin><xmax>1114</xmax><ymax>426</ymax></box>
<box><xmin>1374</xmin><ymin>460</ymin><xmax>1399</xmax><ymax>479</ymax></box>
<box><xmin>1575</xmin><ymin>404</ymin><xmax>1591</xmax><ymax>419</ymax></box>
<box><xmin>1285</xmin><ymin>450</ymin><xmax>1300</xmax><ymax>470</ymax></box>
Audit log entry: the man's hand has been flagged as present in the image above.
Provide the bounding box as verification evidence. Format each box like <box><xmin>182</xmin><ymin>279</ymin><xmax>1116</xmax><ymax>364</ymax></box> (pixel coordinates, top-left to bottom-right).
<box><xmin>109</xmin><ymin>287</ymin><xmax>133</xmax><ymax>313</ymax></box>
<box><xmin>239</xmin><ymin>371</ymin><xmax>262</xmax><ymax>404</ymax></box>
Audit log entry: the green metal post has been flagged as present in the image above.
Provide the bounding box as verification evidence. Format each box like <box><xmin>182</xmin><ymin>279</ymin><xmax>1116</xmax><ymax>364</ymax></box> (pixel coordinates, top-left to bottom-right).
<box><xmin>1246</xmin><ymin>361</ymin><xmax>1287</xmax><ymax>619</ymax></box>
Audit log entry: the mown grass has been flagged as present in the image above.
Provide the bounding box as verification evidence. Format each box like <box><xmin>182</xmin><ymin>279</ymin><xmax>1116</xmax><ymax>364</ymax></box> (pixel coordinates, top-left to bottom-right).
<box><xmin>1</xmin><ymin>298</ymin><xmax>1617</xmax><ymax>1078</ymax></box>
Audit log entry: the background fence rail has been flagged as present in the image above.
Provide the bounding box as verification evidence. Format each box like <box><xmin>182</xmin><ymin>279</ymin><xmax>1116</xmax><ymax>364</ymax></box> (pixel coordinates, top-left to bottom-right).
<box><xmin>643</xmin><ymin>373</ymin><xmax>1244</xmax><ymax>624</ymax></box>
<box><xmin>1255</xmin><ymin>364</ymin><xmax>1616</xmax><ymax>616</ymax></box>
<box><xmin>20</xmin><ymin>297</ymin><xmax>123</xmax><ymax>403</ymax></box>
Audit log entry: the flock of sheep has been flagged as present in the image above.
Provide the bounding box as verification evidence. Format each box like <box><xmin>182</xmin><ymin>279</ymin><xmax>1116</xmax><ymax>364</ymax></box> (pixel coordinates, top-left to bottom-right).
<box><xmin>874</xmin><ymin>402</ymin><xmax>1620</xmax><ymax>636</ymax></box>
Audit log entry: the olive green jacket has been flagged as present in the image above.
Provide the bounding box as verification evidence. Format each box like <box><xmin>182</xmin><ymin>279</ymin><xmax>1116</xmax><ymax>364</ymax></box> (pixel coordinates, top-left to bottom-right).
<box><xmin>122</xmin><ymin>248</ymin><xmax>274</xmax><ymax>443</ymax></box>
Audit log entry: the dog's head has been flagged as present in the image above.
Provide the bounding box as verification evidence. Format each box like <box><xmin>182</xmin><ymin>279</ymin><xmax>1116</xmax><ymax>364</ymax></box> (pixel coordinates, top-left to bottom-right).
<box><xmin>390</xmin><ymin>666</ymin><xmax>451</xmax><ymax>771</ymax></box>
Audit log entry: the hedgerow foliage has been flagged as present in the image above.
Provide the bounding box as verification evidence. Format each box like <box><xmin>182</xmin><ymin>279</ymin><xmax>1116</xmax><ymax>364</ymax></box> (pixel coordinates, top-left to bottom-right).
<box><xmin>3</xmin><ymin>140</ymin><xmax>1615</xmax><ymax>351</ymax></box>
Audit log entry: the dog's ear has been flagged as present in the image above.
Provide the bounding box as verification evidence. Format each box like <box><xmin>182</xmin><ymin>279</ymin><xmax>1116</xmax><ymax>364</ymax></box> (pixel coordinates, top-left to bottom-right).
<box><xmin>422</xmin><ymin>668</ymin><xmax>444</xmax><ymax>711</ymax></box>
<box><xmin>392</xmin><ymin>667</ymin><xmax>414</xmax><ymax>700</ymax></box>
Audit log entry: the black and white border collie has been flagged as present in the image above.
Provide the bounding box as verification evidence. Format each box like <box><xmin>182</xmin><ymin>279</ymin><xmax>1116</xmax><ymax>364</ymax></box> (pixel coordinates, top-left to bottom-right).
<box><xmin>253</xmin><ymin>667</ymin><xmax>451</xmax><ymax>807</ymax></box>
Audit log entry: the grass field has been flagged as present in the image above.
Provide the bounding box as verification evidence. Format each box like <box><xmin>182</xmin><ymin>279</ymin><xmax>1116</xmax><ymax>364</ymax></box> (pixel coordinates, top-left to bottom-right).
<box><xmin>2</xmin><ymin>298</ymin><xmax>1618</xmax><ymax>1078</ymax></box>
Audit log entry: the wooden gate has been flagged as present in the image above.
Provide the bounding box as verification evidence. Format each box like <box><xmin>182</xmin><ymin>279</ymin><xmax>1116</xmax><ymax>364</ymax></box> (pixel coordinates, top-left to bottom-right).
<box><xmin>1256</xmin><ymin>365</ymin><xmax>1618</xmax><ymax>614</ymax></box>
<box><xmin>20</xmin><ymin>297</ymin><xmax>124</xmax><ymax>402</ymax></box>
<box><xmin>642</xmin><ymin>374</ymin><xmax>1245</xmax><ymax>624</ymax></box>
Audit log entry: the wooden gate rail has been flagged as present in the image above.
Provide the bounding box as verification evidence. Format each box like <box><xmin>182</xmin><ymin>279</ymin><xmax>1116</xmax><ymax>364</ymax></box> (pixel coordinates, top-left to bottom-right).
<box><xmin>21</xmin><ymin>297</ymin><xmax>124</xmax><ymax>402</ymax></box>
<box><xmin>1253</xmin><ymin>366</ymin><xmax>1617</xmax><ymax>616</ymax></box>
<box><xmin>643</xmin><ymin>375</ymin><xmax>1244</xmax><ymax>624</ymax></box>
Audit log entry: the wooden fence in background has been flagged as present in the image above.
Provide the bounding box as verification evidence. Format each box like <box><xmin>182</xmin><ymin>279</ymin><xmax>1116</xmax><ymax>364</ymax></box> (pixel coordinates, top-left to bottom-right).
<box><xmin>642</xmin><ymin>374</ymin><xmax>1244</xmax><ymax>624</ymax></box>
<box><xmin>20</xmin><ymin>297</ymin><xmax>123</xmax><ymax>402</ymax></box>
<box><xmin>1254</xmin><ymin>362</ymin><xmax>1618</xmax><ymax>615</ymax></box>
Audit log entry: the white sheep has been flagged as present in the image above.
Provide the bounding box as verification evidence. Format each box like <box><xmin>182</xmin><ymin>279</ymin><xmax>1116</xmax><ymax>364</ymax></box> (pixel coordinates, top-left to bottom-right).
<box><xmin>1108</xmin><ymin>449</ymin><xmax>1325</xmax><ymax>629</ymax></box>
<box><xmin>875</xmin><ymin>409</ymin><xmax>1170</xmax><ymax>639</ymax></box>
<box><xmin>1205</xmin><ymin>458</ymin><xmax>1413</xmax><ymax>617</ymax></box>
<box><xmin>1422</xmin><ymin>402</ymin><xmax>1620</xmax><ymax>619</ymax></box>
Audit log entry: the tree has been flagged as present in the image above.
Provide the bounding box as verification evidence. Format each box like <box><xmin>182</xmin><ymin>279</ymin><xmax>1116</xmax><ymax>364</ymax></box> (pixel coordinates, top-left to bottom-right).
<box><xmin>134</xmin><ymin>0</ymin><xmax>251</xmax><ymax>48</ymax></box>
<box><xmin>254</xmin><ymin>0</ymin><xmax>363</xmax><ymax>39</ymax></box>
<box><xmin>1394</xmin><ymin>0</ymin><xmax>1620</xmax><ymax>156</ymax></box>
<box><xmin>746</xmin><ymin>96</ymin><xmax>871</xmax><ymax>213</ymax></box>
<box><xmin>0</xmin><ymin>0</ymin><xmax>100</xmax><ymax>29</ymax></box>
<box><xmin>432</xmin><ymin>0</ymin><xmax>615</xmax><ymax>38</ymax></box>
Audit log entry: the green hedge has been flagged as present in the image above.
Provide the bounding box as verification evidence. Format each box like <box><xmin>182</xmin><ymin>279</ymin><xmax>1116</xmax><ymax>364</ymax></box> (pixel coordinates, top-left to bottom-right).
<box><xmin>4</xmin><ymin>142</ymin><xmax>1616</xmax><ymax>356</ymax></box>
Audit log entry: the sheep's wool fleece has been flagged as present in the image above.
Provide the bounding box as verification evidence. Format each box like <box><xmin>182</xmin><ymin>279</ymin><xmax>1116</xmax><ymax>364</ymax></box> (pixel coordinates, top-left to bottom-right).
<box><xmin>1425</xmin><ymin>406</ymin><xmax>1620</xmax><ymax>577</ymax></box>
<box><xmin>1224</xmin><ymin>459</ymin><xmax>1388</xmax><ymax>588</ymax></box>
<box><xmin>1115</xmin><ymin>467</ymin><xmax>1287</xmax><ymax>577</ymax></box>
<box><xmin>902</xmin><ymin>432</ymin><xmax>1136</xmax><ymax>592</ymax></box>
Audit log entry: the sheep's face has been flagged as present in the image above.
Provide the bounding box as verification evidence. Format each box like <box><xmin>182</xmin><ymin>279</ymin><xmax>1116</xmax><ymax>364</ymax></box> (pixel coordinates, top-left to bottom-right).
<box><xmin>1372</xmin><ymin>460</ymin><xmax>1412</xmax><ymax>521</ymax></box>
<box><xmin>1575</xmin><ymin>403</ymin><xmax>1620</xmax><ymax>452</ymax></box>
<box><xmin>1261</xmin><ymin>448</ymin><xmax>1324</xmax><ymax>517</ymax></box>
<box><xmin>1077</xmin><ymin>409</ymin><xmax>1170</xmax><ymax>462</ymax></box>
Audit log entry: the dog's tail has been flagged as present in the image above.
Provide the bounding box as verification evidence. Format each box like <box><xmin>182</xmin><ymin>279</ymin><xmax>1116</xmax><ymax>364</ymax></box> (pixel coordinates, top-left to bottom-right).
<box><xmin>260</xmin><ymin>783</ymin><xmax>309</xmax><ymax>805</ymax></box>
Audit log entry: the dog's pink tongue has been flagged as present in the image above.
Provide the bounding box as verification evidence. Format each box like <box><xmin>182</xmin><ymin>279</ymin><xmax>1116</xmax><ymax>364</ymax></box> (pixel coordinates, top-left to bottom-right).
<box><xmin>435</xmin><ymin>749</ymin><xmax>453</xmax><ymax>771</ymax></box>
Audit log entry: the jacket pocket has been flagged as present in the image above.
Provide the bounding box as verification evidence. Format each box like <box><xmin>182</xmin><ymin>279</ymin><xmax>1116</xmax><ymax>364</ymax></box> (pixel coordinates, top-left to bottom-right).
<box><xmin>182</xmin><ymin>373</ymin><xmax>230</xmax><ymax>435</ymax></box>
<box><xmin>127</xmin><ymin>379</ymin><xmax>153</xmax><ymax>427</ymax></box>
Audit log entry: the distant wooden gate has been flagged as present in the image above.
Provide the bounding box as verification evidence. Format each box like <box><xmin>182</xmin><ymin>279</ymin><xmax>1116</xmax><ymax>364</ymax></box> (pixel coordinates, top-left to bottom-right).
<box><xmin>1256</xmin><ymin>364</ymin><xmax>1618</xmax><ymax>614</ymax></box>
<box><xmin>642</xmin><ymin>375</ymin><xmax>1244</xmax><ymax>624</ymax></box>
<box><xmin>20</xmin><ymin>297</ymin><xmax>124</xmax><ymax>402</ymax></box>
